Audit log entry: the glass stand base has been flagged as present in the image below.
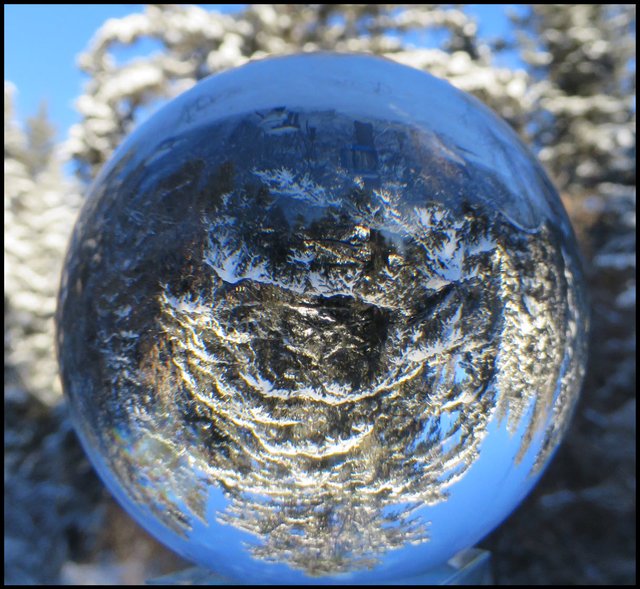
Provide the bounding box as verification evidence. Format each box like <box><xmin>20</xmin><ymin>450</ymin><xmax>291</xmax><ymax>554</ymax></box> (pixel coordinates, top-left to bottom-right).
<box><xmin>391</xmin><ymin>548</ymin><xmax>492</xmax><ymax>585</ymax></box>
<box><xmin>147</xmin><ymin>547</ymin><xmax>492</xmax><ymax>585</ymax></box>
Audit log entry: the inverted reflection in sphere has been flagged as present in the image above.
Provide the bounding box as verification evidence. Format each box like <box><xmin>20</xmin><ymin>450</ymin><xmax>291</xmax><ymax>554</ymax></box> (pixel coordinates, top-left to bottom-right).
<box><xmin>57</xmin><ymin>53</ymin><xmax>588</xmax><ymax>584</ymax></box>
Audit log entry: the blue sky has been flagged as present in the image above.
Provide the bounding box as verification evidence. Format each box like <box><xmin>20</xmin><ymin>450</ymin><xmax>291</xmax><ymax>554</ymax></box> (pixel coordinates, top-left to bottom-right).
<box><xmin>5</xmin><ymin>4</ymin><xmax>522</xmax><ymax>143</ymax></box>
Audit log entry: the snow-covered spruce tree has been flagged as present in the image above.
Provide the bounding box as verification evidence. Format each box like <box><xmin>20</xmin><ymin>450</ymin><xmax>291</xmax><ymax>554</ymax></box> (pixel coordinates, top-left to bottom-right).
<box><xmin>515</xmin><ymin>3</ymin><xmax>635</xmax><ymax>403</ymax></box>
<box><xmin>480</xmin><ymin>5</ymin><xmax>636</xmax><ymax>585</ymax></box>
<box><xmin>514</xmin><ymin>3</ymin><xmax>635</xmax><ymax>408</ymax></box>
<box><xmin>515</xmin><ymin>4</ymin><xmax>636</xmax><ymax>193</ymax></box>
<box><xmin>67</xmin><ymin>4</ymin><xmax>532</xmax><ymax>183</ymax></box>
<box><xmin>4</xmin><ymin>84</ymin><xmax>81</xmax><ymax>407</ymax></box>
<box><xmin>24</xmin><ymin>101</ymin><xmax>57</xmax><ymax>178</ymax></box>
<box><xmin>4</xmin><ymin>84</ymin><xmax>103</xmax><ymax>585</ymax></box>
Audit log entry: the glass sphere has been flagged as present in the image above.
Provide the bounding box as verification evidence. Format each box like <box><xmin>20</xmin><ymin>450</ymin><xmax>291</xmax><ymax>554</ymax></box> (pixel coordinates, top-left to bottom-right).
<box><xmin>57</xmin><ymin>53</ymin><xmax>588</xmax><ymax>584</ymax></box>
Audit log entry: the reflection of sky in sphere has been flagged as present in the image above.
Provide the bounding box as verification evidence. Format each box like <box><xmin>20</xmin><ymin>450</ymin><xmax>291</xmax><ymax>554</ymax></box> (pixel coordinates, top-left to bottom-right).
<box><xmin>57</xmin><ymin>54</ymin><xmax>588</xmax><ymax>582</ymax></box>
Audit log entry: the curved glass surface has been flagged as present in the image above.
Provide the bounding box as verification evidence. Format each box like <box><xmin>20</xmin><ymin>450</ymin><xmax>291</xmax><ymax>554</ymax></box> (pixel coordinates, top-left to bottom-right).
<box><xmin>57</xmin><ymin>53</ymin><xmax>588</xmax><ymax>584</ymax></box>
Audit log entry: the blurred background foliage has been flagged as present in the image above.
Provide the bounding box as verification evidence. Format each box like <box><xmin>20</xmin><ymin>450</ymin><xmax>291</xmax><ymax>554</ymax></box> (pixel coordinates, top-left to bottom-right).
<box><xmin>4</xmin><ymin>4</ymin><xmax>636</xmax><ymax>584</ymax></box>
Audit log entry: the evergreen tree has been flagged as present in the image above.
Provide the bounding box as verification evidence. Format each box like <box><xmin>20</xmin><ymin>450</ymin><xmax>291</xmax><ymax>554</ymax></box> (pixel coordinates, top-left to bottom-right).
<box><xmin>4</xmin><ymin>84</ymin><xmax>80</xmax><ymax>406</ymax></box>
<box><xmin>482</xmin><ymin>6</ymin><xmax>637</xmax><ymax>584</ymax></box>
<box><xmin>515</xmin><ymin>4</ymin><xmax>636</xmax><ymax>191</ymax></box>
<box><xmin>67</xmin><ymin>4</ymin><xmax>532</xmax><ymax>183</ymax></box>
<box><xmin>24</xmin><ymin>101</ymin><xmax>57</xmax><ymax>178</ymax></box>
<box><xmin>4</xmin><ymin>83</ymin><xmax>99</xmax><ymax>585</ymax></box>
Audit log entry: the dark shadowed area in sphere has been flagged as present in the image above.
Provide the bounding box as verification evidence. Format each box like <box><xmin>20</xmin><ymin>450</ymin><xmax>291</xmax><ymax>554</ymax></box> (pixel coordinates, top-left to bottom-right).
<box><xmin>56</xmin><ymin>53</ymin><xmax>588</xmax><ymax>584</ymax></box>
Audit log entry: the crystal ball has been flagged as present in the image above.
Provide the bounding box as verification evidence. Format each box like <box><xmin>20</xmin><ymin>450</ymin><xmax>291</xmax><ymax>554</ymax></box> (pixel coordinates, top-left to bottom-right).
<box><xmin>57</xmin><ymin>53</ymin><xmax>588</xmax><ymax>583</ymax></box>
